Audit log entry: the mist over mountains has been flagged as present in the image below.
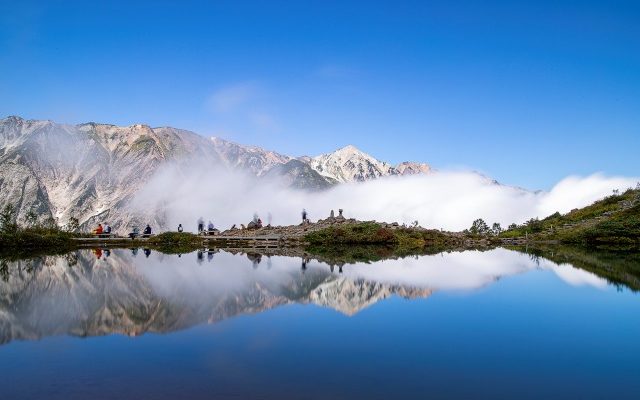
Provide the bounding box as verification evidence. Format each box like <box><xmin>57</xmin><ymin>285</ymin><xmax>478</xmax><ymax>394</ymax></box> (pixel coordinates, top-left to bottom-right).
<box><xmin>0</xmin><ymin>116</ymin><xmax>432</xmax><ymax>231</ymax></box>
<box><xmin>0</xmin><ymin>116</ymin><xmax>636</xmax><ymax>233</ymax></box>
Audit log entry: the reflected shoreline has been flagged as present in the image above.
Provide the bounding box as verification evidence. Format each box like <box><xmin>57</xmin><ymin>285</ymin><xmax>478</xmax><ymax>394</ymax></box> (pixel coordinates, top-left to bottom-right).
<box><xmin>0</xmin><ymin>245</ymin><xmax>637</xmax><ymax>346</ymax></box>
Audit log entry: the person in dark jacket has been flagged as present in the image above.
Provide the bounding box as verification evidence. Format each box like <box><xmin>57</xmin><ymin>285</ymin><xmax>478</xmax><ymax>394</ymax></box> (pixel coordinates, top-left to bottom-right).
<box><xmin>178</xmin><ymin>224</ymin><xmax>183</xmax><ymax>232</ymax></box>
<box><xmin>143</xmin><ymin>224</ymin><xmax>152</xmax><ymax>237</ymax></box>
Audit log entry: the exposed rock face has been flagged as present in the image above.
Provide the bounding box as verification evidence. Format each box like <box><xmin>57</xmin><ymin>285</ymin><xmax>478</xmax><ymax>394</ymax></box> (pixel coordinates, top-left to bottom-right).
<box><xmin>0</xmin><ymin>116</ymin><xmax>434</xmax><ymax>232</ymax></box>
<box><xmin>395</xmin><ymin>161</ymin><xmax>433</xmax><ymax>176</ymax></box>
<box><xmin>210</xmin><ymin>137</ymin><xmax>291</xmax><ymax>176</ymax></box>
<box><xmin>263</xmin><ymin>159</ymin><xmax>337</xmax><ymax>190</ymax></box>
<box><xmin>0</xmin><ymin>117</ymin><xmax>220</xmax><ymax>232</ymax></box>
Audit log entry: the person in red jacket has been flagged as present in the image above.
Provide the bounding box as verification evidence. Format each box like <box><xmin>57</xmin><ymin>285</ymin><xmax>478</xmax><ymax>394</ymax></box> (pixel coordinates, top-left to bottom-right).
<box><xmin>94</xmin><ymin>224</ymin><xmax>103</xmax><ymax>235</ymax></box>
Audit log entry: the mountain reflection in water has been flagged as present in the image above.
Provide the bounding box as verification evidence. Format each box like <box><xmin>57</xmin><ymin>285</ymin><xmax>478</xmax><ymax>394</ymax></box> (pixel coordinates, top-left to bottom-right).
<box><xmin>0</xmin><ymin>247</ymin><xmax>622</xmax><ymax>345</ymax></box>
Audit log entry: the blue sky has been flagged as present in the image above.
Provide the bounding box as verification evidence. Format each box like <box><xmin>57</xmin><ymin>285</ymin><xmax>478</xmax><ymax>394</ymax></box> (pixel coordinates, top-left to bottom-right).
<box><xmin>1</xmin><ymin>0</ymin><xmax>638</xmax><ymax>189</ymax></box>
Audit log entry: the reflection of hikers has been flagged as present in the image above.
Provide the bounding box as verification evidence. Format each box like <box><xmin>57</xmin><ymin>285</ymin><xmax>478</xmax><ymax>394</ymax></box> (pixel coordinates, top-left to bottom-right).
<box><xmin>178</xmin><ymin>224</ymin><xmax>183</xmax><ymax>232</ymax></box>
<box><xmin>94</xmin><ymin>248</ymin><xmax>102</xmax><ymax>259</ymax></box>
<box><xmin>142</xmin><ymin>224</ymin><xmax>152</xmax><ymax>237</ymax></box>
<box><xmin>208</xmin><ymin>221</ymin><xmax>214</xmax><ymax>231</ymax></box>
<box><xmin>302</xmin><ymin>209</ymin><xmax>307</xmax><ymax>223</ymax></box>
<box><xmin>143</xmin><ymin>248</ymin><xmax>151</xmax><ymax>258</ymax></box>
<box><xmin>197</xmin><ymin>217</ymin><xmax>204</xmax><ymax>234</ymax></box>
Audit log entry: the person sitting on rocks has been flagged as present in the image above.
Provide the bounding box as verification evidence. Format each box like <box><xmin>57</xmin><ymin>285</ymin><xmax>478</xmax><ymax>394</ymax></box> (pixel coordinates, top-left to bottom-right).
<box><xmin>104</xmin><ymin>223</ymin><xmax>111</xmax><ymax>236</ymax></box>
<box><xmin>178</xmin><ymin>224</ymin><xmax>183</xmax><ymax>232</ymax></box>
<box><xmin>94</xmin><ymin>224</ymin><xmax>103</xmax><ymax>236</ymax></box>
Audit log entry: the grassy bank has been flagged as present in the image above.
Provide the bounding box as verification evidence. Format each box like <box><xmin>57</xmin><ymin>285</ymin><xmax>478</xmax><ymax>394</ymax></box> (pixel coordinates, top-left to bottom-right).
<box><xmin>146</xmin><ymin>232</ymin><xmax>203</xmax><ymax>253</ymax></box>
<box><xmin>304</xmin><ymin>222</ymin><xmax>462</xmax><ymax>250</ymax></box>
<box><xmin>0</xmin><ymin>228</ymin><xmax>77</xmax><ymax>250</ymax></box>
<box><xmin>500</xmin><ymin>188</ymin><xmax>640</xmax><ymax>246</ymax></box>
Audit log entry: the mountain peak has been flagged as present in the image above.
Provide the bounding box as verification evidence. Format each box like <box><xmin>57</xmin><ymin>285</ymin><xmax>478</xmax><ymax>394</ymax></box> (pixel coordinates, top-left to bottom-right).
<box><xmin>309</xmin><ymin>144</ymin><xmax>393</xmax><ymax>183</ymax></box>
<box><xmin>338</xmin><ymin>144</ymin><xmax>359</xmax><ymax>152</ymax></box>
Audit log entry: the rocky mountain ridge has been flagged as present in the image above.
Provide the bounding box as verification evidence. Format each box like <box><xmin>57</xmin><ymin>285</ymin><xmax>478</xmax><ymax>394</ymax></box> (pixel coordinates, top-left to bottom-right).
<box><xmin>0</xmin><ymin>116</ymin><xmax>434</xmax><ymax>231</ymax></box>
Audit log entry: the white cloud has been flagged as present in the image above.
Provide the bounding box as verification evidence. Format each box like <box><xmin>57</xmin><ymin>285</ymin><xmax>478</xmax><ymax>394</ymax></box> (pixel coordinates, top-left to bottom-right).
<box><xmin>132</xmin><ymin>162</ymin><xmax>638</xmax><ymax>233</ymax></box>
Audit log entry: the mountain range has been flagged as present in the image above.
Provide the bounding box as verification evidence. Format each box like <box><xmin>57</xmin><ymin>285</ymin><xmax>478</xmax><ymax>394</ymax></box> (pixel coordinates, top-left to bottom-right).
<box><xmin>0</xmin><ymin>116</ymin><xmax>432</xmax><ymax>231</ymax></box>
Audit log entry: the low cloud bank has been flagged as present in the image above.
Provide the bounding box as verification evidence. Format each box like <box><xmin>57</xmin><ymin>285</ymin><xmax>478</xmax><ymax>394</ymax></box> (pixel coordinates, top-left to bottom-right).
<box><xmin>132</xmin><ymin>164</ymin><xmax>638</xmax><ymax>232</ymax></box>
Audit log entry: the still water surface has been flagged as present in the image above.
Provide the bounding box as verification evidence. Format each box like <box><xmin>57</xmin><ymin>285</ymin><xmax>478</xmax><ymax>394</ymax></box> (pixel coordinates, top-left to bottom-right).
<box><xmin>0</xmin><ymin>247</ymin><xmax>638</xmax><ymax>399</ymax></box>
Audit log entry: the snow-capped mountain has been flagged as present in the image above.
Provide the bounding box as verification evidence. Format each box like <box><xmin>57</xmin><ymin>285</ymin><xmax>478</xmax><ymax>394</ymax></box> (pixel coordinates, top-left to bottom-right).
<box><xmin>308</xmin><ymin>145</ymin><xmax>397</xmax><ymax>183</ymax></box>
<box><xmin>0</xmin><ymin>116</ymin><xmax>434</xmax><ymax>231</ymax></box>
<box><xmin>307</xmin><ymin>145</ymin><xmax>433</xmax><ymax>183</ymax></box>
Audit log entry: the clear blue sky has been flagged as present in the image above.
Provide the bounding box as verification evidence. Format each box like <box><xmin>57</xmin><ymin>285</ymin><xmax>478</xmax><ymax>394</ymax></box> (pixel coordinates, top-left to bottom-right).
<box><xmin>1</xmin><ymin>0</ymin><xmax>638</xmax><ymax>189</ymax></box>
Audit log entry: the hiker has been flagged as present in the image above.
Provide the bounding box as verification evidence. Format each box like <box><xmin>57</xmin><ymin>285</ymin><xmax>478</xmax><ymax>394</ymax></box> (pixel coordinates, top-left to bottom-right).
<box><xmin>302</xmin><ymin>209</ymin><xmax>307</xmax><ymax>223</ymax></box>
<box><xmin>197</xmin><ymin>217</ymin><xmax>204</xmax><ymax>234</ymax></box>
<box><xmin>208</xmin><ymin>221</ymin><xmax>214</xmax><ymax>231</ymax></box>
<box><xmin>104</xmin><ymin>223</ymin><xmax>111</xmax><ymax>235</ymax></box>
<box><xmin>143</xmin><ymin>224</ymin><xmax>152</xmax><ymax>237</ymax></box>
<box><xmin>178</xmin><ymin>224</ymin><xmax>183</xmax><ymax>232</ymax></box>
<box><xmin>129</xmin><ymin>226</ymin><xmax>140</xmax><ymax>239</ymax></box>
<box><xmin>94</xmin><ymin>224</ymin><xmax>103</xmax><ymax>235</ymax></box>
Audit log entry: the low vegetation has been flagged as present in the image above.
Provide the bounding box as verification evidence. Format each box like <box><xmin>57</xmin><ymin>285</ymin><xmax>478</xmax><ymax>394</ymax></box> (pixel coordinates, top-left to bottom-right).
<box><xmin>0</xmin><ymin>204</ymin><xmax>79</xmax><ymax>252</ymax></box>
<box><xmin>304</xmin><ymin>222</ymin><xmax>461</xmax><ymax>250</ymax></box>
<box><xmin>146</xmin><ymin>231</ymin><xmax>202</xmax><ymax>253</ymax></box>
<box><xmin>499</xmin><ymin>187</ymin><xmax>640</xmax><ymax>246</ymax></box>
